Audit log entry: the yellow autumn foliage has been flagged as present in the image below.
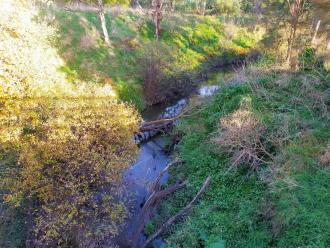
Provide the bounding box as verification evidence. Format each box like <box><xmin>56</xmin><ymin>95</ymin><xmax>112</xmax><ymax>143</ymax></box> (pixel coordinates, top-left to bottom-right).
<box><xmin>0</xmin><ymin>0</ymin><xmax>139</xmax><ymax>246</ymax></box>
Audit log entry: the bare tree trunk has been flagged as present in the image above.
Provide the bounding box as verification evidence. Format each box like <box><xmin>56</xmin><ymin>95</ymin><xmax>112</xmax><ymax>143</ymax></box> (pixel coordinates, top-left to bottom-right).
<box><xmin>254</xmin><ymin>0</ymin><xmax>262</xmax><ymax>17</ymax></box>
<box><xmin>171</xmin><ymin>0</ymin><xmax>175</xmax><ymax>11</ymax></box>
<box><xmin>195</xmin><ymin>0</ymin><xmax>199</xmax><ymax>14</ymax></box>
<box><xmin>152</xmin><ymin>0</ymin><xmax>163</xmax><ymax>40</ymax></box>
<box><xmin>132</xmin><ymin>0</ymin><xmax>143</xmax><ymax>9</ymax></box>
<box><xmin>311</xmin><ymin>20</ymin><xmax>321</xmax><ymax>44</ymax></box>
<box><xmin>286</xmin><ymin>20</ymin><xmax>297</xmax><ymax>64</ymax></box>
<box><xmin>285</xmin><ymin>0</ymin><xmax>305</xmax><ymax>65</ymax></box>
<box><xmin>195</xmin><ymin>0</ymin><xmax>206</xmax><ymax>15</ymax></box>
<box><xmin>97</xmin><ymin>0</ymin><xmax>110</xmax><ymax>45</ymax></box>
<box><xmin>201</xmin><ymin>0</ymin><xmax>206</xmax><ymax>16</ymax></box>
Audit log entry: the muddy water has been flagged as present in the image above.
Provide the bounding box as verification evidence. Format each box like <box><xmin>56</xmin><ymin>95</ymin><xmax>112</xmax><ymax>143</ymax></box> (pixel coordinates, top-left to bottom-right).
<box><xmin>115</xmin><ymin>81</ymin><xmax>225</xmax><ymax>247</ymax></box>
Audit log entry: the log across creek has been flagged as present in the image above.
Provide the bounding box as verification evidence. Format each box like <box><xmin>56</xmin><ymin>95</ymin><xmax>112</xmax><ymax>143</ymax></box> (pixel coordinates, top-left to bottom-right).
<box><xmin>134</xmin><ymin>99</ymin><xmax>188</xmax><ymax>144</ymax></box>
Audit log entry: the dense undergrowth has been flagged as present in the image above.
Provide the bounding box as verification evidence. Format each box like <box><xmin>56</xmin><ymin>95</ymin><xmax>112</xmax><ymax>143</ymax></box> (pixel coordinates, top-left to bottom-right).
<box><xmin>47</xmin><ymin>8</ymin><xmax>259</xmax><ymax>110</ymax></box>
<box><xmin>153</xmin><ymin>62</ymin><xmax>330</xmax><ymax>247</ymax></box>
<box><xmin>0</xmin><ymin>1</ymin><xmax>139</xmax><ymax>246</ymax></box>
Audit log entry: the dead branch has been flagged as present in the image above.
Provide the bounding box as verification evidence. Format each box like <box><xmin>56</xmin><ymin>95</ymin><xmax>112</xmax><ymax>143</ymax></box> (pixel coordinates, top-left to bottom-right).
<box><xmin>152</xmin><ymin>160</ymin><xmax>184</xmax><ymax>191</ymax></box>
<box><xmin>131</xmin><ymin>182</ymin><xmax>186</xmax><ymax>248</ymax></box>
<box><xmin>139</xmin><ymin>108</ymin><xmax>190</xmax><ymax>132</ymax></box>
<box><xmin>142</xmin><ymin>176</ymin><xmax>211</xmax><ymax>248</ymax></box>
<box><xmin>140</xmin><ymin>121</ymin><xmax>173</xmax><ymax>132</ymax></box>
<box><xmin>141</xmin><ymin>118</ymin><xmax>175</xmax><ymax>127</ymax></box>
<box><xmin>131</xmin><ymin>160</ymin><xmax>185</xmax><ymax>248</ymax></box>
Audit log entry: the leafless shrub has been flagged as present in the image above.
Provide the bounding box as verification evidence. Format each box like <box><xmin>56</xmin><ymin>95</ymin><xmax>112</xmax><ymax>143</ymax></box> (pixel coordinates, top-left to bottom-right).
<box><xmin>307</xmin><ymin>91</ymin><xmax>328</xmax><ymax>117</ymax></box>
<box><xmin>139</xmin><ymin>43</ymin><xmax>173</xmax><ymax>105</ymax></box>
<box><xmin>289</xmin><ymin>74</ymin><xmax>328</xmax><ymax>118</ymax></box>
<box><xmin>271</xmin><ymin>218</ymin><xmax>284</xmax><ymax>237</ymax></box>
<box><xmin>269</xmin><ymin>115</ymin><xmax>291</xmax><ymax>149</ymax></box>
<box><xmin>273</xmin><ymin>73</ymin><xmax>292</xmax><ymax>87</ymax></box>
<box><xmin>233</xmin><ymin>64</ymin><xmax>274</xmax><ymax>99</ymax></box>
<box><xmin>141</xmin><ymin>54</ymin><xmax>163</xmax><ymax>105</ymax></box>
<box><xmin>232</xmin><ymin>64</ymin><xmax>250</xmax><ymax>83</ymax></box>
<box><xmin>211</xmin><ymin>97</ymin><xmax>272</xmax><ymax>170</ymax></box>
<box><xmin>109</xmin><ymin>6</ymin><xmax>125</xmax><ymax>17</ymax></box>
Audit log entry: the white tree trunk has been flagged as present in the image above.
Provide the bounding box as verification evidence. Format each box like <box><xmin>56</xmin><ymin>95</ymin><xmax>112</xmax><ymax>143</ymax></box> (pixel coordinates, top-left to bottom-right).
<box><xmin>97</xmin><ymin>0</ymin><xmax>110</xmax><ymax>45</ymax></box>
<box><xmin>311</xmin><ymin>20</ymin><xmax>321</xmax><ymax>45</ymax></box>
<box><xmin>201</xmin><ymin>0</ymin><xmax>206</xmax><ymax>16</ymax></box>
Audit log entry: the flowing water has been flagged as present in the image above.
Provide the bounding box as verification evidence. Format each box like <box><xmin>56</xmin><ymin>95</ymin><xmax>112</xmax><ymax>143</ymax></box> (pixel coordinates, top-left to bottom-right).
<box><xmin>115</xmin><ymin>78</ymin><xmax>227</xmax><ymax>247</ymax></box>
<box><xmin>115</xmin><ymin>104</ymin><xmax>170</xmax><ymax>247</ymax></box>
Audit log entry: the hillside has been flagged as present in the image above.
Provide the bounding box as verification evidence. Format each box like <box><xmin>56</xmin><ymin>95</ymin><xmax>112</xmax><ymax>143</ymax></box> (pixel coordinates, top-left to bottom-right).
<box><xmin>48</xmin><ymin>8</ymin><xmax>259</xmax><ymax>110</ymax></box>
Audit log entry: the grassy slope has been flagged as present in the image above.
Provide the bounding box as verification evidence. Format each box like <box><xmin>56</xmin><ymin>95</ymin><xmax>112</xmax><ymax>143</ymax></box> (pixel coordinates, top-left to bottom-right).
<box><xmin>154</xmin><ymin>66</ymin><xmax>330</xmax><ymax>247</ymax></box>
<box><xmin>51</xmin><ymin>9</ymin><xmax>258</xmax><ymax>110</ymax></box>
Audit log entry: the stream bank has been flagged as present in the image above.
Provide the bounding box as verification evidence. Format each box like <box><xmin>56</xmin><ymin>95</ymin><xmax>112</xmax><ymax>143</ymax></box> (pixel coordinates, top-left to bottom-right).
<box><xmin>115</xmin><ymin>68</ymin><xmax>232</xmax><ymax>247</ymax></box>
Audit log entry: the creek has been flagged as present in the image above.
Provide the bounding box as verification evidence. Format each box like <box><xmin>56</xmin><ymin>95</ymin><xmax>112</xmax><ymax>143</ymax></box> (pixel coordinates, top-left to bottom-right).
<box><xmin>115</xmin><ymin>70</ymin><xmax>231</xmax><ymax>248</ymax></box>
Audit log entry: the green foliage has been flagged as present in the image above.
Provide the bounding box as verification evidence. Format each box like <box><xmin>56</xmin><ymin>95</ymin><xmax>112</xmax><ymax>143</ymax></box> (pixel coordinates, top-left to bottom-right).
<box><xmin>116</xmin><ymin>80</ymin><xmax>145</xmax><ymax>111</ymax></box>
<box><xmin>298</xmin><ymin>47</ymin><xmax>324</xmax><ymax>71</ymax></box>
<box><xmin>59</xmin><ymin>0</ymin><xmax>130</xmax><ymax>7</ymax></box>
<box><xmin>157</xmin><ymin>66</ymin><xmax>330</xmax><ymax>247</ymax></box>
<box><xmin>0</xmin><ymin>1</ymin><xmax>139</xmax><ymax>246</ymax></box>
<box><xmin>255</xmin><ymin>52</ymin><xmax>277</xmax><ymax>66</ymax></box>
<box><xmin>144</xmin><ymin>221</ymin><xmax>156</xmax><ymax>236</ymax></box>
<box><xmin>52</xmin><ymin>9</ymin><xmax>258</xmax><ymax>108</ymax></box>
<box><xmin>233</xmin><ymin>34</ymin><xmax>253</xmax><ymax>48</ymax></box>
<box><xmin>211</xmin><ymin>0</ymin><xmax>242</xmax><ymax>16</ymax></box>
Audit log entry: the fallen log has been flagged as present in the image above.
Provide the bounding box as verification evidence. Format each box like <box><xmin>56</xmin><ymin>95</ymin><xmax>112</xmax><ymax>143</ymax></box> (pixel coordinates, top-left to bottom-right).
<box><xmin>140</xmin><ymin>118</ymin><xmax>176</xmax><ymax>127</ymax></box>
<box><xmin>138</xmin><ymin>107</ymin><xmax>190</xmax><ymax>133</ymax></box>
<box><xmin>142</xmin><ymin>176</ymin><xmax>211</xmax><ymax>248</ymax></box>
<box><xmin>139</xmin><ymin>120</ymin><xmax>174</xmax><ymax>132</ymax></box>
<box><xmin>131</xmin><ymin>161</ymin><xmax>185</xmax><ymax>248</ymax></box>
<box><xmin>152</xmin><ymin>160</ymin><xmax>184</xmax><ymax>192</ymax></box>
<box><xmin>131</xmin><ymin>182</ymin><xmax>187</xmax><ymax>248</ymax></box>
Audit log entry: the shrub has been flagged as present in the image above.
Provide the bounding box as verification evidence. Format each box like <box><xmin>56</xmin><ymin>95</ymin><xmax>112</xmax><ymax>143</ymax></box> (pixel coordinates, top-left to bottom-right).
<box><xmin>212</xmin><ymin>97</ymin><xmax>269</xmax><ymax>170</ymax></box>
<box><xmin>0</xmin><ymin>1</ymin><xmax>139</xmax><ymax>246</ymax></box>
<box><xmin>116</xmin><ymin>80</ymin><xmax>145</xmax><ymax>111</ymax></box>
<box><xmin>298</xmin><ymin>47</ymin><xmax>324</xmax><ymax>70</ymax></box>
<box><xmin>138</xmin><ymin>42</ymin><xmax>173</xmax><ymax>105</ymax></box>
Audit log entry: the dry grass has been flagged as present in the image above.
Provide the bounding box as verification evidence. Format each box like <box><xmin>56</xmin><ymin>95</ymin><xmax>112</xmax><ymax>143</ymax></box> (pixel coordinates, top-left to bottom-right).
<box><xmin>289</xmin><ymin>74</ymin><xmax>329</xmax><ymax>118</ymax></box>
<box><xmin>79</xmin><ymin>33</ymin><xmax>98</xmax><ymax>48</ymax></box>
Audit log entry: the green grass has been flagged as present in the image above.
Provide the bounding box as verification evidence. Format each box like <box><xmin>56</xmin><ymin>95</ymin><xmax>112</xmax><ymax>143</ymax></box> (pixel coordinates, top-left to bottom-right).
<box><xmin>154</xmin><ymin>67</ymin><xmax>330</xmax><ymax>247</ymax></box>
<box><xmin>51</xmin><ymin>9</ymin><xmax>258</xmax><ymax>110</ymax></box>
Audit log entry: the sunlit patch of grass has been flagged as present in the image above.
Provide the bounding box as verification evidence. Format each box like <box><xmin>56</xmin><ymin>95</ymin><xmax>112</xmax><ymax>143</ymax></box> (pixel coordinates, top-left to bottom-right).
<box><xmin>52</xmin><ymin>9</ymin><xmax>259</xmax><ymax>110</ymax></box>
